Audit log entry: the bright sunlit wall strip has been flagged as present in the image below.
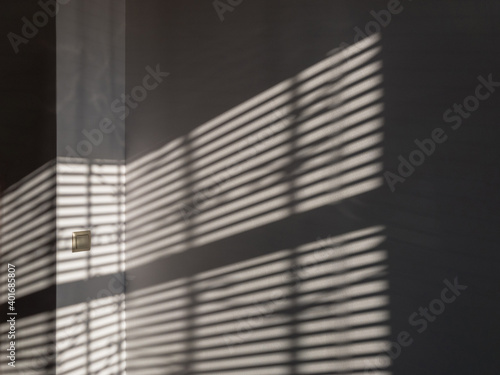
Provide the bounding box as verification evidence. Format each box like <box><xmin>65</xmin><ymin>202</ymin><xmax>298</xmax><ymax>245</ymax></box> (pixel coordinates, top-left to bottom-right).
<box><xmin>125</xmin><ymin>226</ymin><xmax>390</xmax><ymax>375</ymax></box>
<box><xmin>126</xmin><ymin>34</ymin><xmax>385</xmax><ymax>269</ymax></box>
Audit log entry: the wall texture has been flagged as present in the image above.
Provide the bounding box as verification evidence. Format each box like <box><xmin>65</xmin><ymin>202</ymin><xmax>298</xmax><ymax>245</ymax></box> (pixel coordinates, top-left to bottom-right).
<box><xmin>125</xmin><ymin>1</ymin><xmax>500</xmax><ymax>374</ymax></box>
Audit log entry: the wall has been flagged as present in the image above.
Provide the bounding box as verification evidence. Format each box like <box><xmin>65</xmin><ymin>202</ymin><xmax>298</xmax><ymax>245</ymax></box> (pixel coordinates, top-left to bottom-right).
<box><xmin>0</xmin><ymin>1</ymin><xmax>56</xmax><ymax>191</ymax></box>
<box><xmin>0</xmin><ymin>162</ymin><xmax>57</xmax><ymax>374</ymax></box>
<box><xmin>0</xmin><ymin>1</ymin><xmax>57</xmax><ymax>373</ymax></box>
<box><xmin>1</xmin><ymin>1</ymin><xmax>499</xmax><ymax>374</ymax></box>
<box><xmin>56</xmin><ymin>1</ymin><xmax>126</xmax><ymax>374</ymax></box>
<box><xmin>1</xmin><ymin>2</ymin><xmax>127</xmax><ymax>374</ymax></box>
<box><xmin>125</xmin><ymin>1</ymin><xmax>500</xmax><ymax>374</ymax></box>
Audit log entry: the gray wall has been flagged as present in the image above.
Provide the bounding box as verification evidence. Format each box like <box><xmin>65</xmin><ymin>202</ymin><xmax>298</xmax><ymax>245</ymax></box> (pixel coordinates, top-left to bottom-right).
<box><xmin>125</xmin><ymin>1</ymin><xmax>500</xmax><ymax>374</ymax></box>
<box><xmin>1</xmin><ymin>1</ymin><xmax>126</xmax><ymax>373</ymax></box>
<box><xmin>0</xmin><ymin>2</ymin><xmax>57</xmax><ymax>374</ymax></box>
<box><xmin>0</xmin><ymin>1</ymin><xmax>56</xmax><ymax>193</ymax></box>
<box><xmin>56</xmin><ymin>1</ymin><xmax>126</xmax><ymax>374</ymax></box>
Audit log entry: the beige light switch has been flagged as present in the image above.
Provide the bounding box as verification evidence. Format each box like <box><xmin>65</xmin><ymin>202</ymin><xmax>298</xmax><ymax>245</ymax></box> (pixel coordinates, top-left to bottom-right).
<box><xmin>72</xmin><ymin>231</ymin><xmax>91</xmax><ymax>252</ymax></box>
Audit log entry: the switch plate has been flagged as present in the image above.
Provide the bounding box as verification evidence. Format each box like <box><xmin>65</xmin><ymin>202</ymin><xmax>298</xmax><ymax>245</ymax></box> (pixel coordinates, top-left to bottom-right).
<box><xmin>72</xmin><ymin>230</ymin><xmax>91</xmax><ymax>252</ymax></box>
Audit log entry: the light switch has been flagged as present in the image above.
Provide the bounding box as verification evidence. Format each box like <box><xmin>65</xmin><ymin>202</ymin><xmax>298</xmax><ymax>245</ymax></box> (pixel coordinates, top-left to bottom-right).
<box><xmin>72</xmin><ymin>230</ymin><xmax>91</xmax><ymax>252</ymax></box>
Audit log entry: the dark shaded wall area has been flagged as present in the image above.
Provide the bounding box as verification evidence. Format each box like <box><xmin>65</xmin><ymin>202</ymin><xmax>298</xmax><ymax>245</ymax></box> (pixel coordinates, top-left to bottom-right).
<box><xmin>0</xmin><ymin>1</ymin><xmax>56</xmax><ymax>191</ymax></box>
<box><xmin>0</xmin><ymin>2</ymin><xmax>57</xmax><ymax>373</ymax></box>
<box><xmin>125</xmin><ymin>1</ymin><xmax>500</xmax><ymax>374</ymax></box>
